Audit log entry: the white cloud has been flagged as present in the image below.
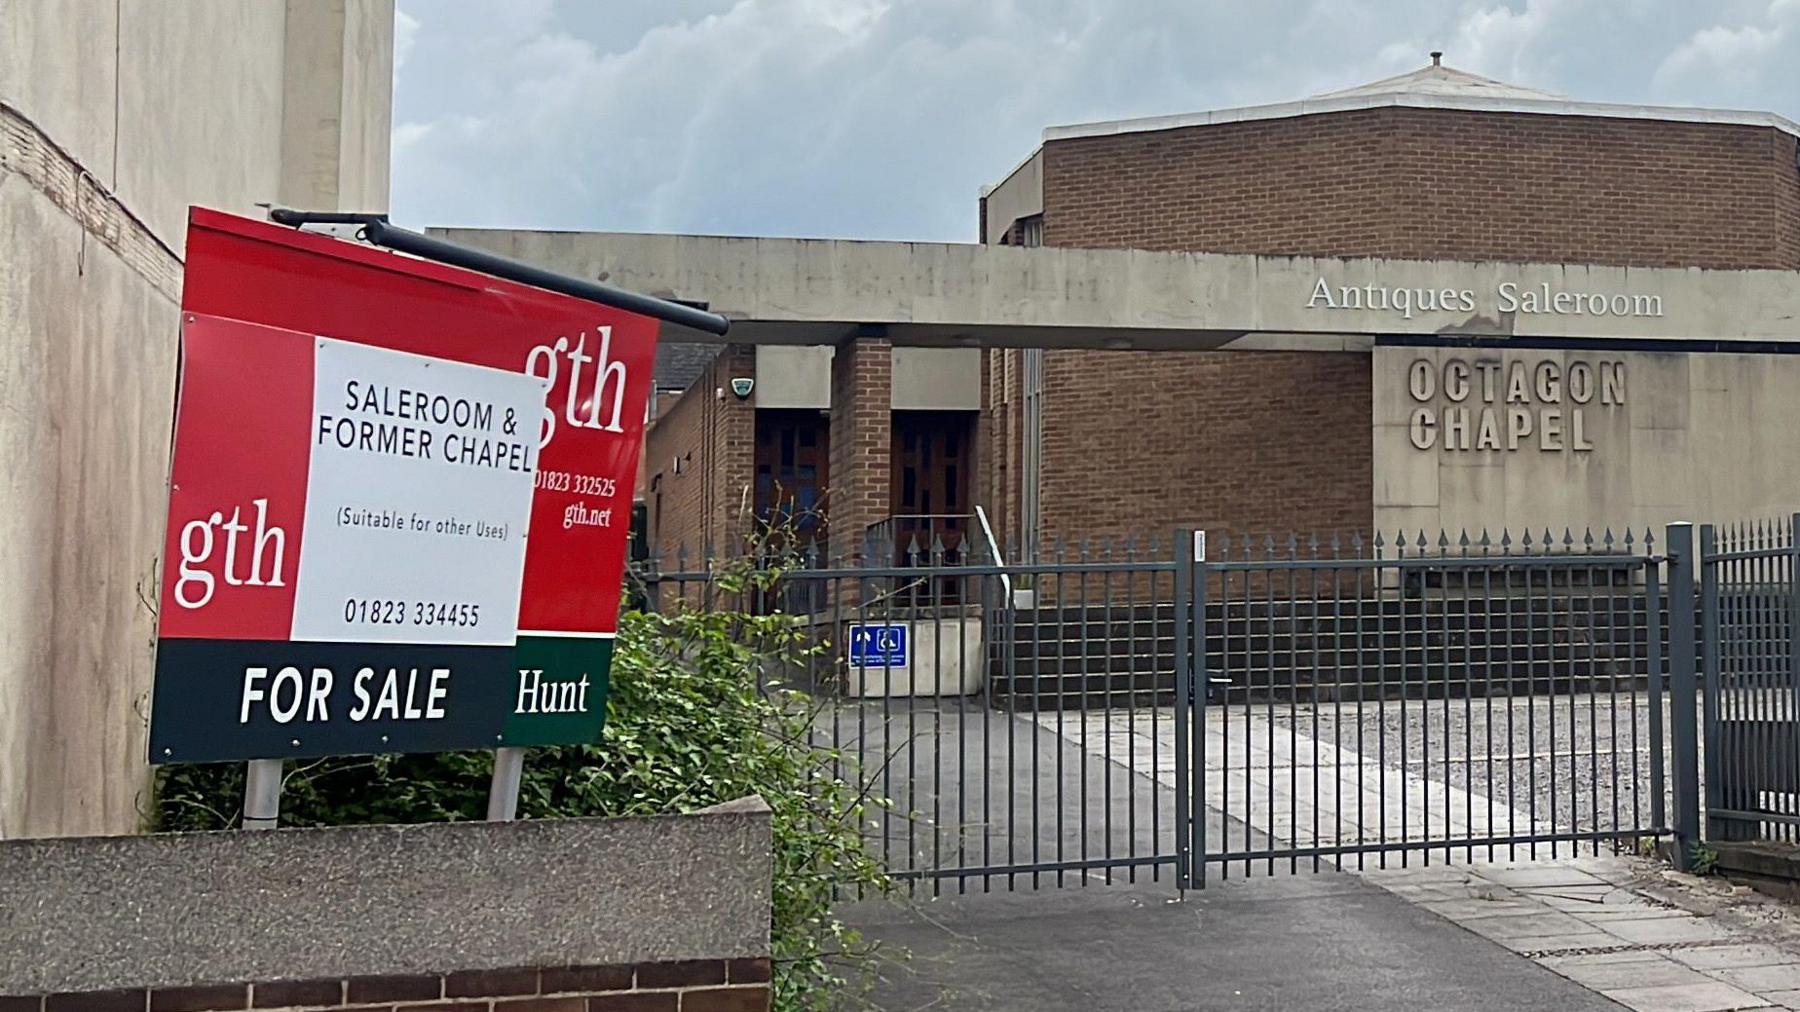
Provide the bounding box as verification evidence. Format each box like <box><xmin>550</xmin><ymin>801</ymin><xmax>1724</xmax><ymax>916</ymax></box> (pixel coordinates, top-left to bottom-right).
<box><xmin>391</xmin><ymin>0</ymin><xmax>1800</xmax><ymax>241</ymax></box>
<box><xmin>394</xmin><ymin>6</ymin><xmax>420</xmax><ymax>71</ymax></box>
<box><xmin>1654</xmin><ymin>0</ymin><xmax>1799</xmax><ymax>98</ymax></box>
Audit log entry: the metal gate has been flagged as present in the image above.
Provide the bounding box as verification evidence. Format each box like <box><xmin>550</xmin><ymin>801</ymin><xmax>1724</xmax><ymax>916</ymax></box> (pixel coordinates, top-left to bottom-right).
<box><xmin>1187</xmin><ymin>528</ymin><xmax>1674</xmax><ymax>883</ymax></box>
<box><xmin>638</xmin><ymin>519</ymin><xmax>1694</xmax><ymax>892</ymax></box>
<box><xmin>637</xmin><ymin>523</ymin><xmax>1193</xmax><ymax>893</ymax></box>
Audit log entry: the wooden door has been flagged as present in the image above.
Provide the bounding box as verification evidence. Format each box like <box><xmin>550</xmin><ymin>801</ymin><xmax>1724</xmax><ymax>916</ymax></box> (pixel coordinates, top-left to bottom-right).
<box><xmin>890</xmin><ymin>411</ymin><xmax>975</xmax><ymax>563</ymax></box>
<box><xmin>754</xmin><ymin>410</ymin><xmax>829</xmax><ymax>549</ymax></box>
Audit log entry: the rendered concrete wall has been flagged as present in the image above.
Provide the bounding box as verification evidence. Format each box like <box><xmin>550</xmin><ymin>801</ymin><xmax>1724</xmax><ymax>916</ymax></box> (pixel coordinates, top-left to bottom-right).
<box><xmin>0</xmin><ymin>179</ymin><xmax>179</xmax><ymax>841</ymax></box>
<box><xmin>0</xmin><ymin>0</ymin><xmax>393</xmax><ymax>839</ymax></box>
<box><xmin>982</xmin><ymin>148</ymin><xmax>1042</xmax><ymax>245</ymax></box>
<box><xmin>282</xmin><ymin>0</ymin><xmax>395</xmax><ymax>213</ymax></box>
<box><xmin>843</xmin><ymin>618</ymin><xmax>984</xmax><ymax>698</ymax></box>
<box><xmin>0</xmin><ymin>803</ymin><xmax>772</xmax><ymax>994</ymax></box>
<box><xmin>1373</xmin><ymin>345</ymin><xmax>1800</xmax><ymax>538</ymax></box>
<box><xmin>4</xmin><ymin>1</ymin><xmax>390</xmax><ymax>254</ymax></box>
<box><xmin>432</xmin><ymin>227</ymin><xmax>1800</xmax><ymax>349</ymax></box>
<box><xmin>754</xmin><ymin>345</ymin><xmax>833</xmax><ymax>408</ymax></box>
<box><xmin>891</xmin><ymin>348</ymin><xmax>982</xmax><ymax>410</ymax></box>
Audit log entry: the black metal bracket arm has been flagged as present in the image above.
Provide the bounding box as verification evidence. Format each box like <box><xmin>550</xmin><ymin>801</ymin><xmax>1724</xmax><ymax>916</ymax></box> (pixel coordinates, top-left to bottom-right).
<box><xmin>266</xmin><ymin>208</ymin><xmax>731</xmax><ymax>336</ymax></box>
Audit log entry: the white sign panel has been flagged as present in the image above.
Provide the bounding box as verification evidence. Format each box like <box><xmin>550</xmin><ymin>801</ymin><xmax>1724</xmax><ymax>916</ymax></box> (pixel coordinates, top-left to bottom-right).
<box><xmin>289</xmin><ymin>338</ymin><xmax>548</xmax><ymax>645</ymax></box>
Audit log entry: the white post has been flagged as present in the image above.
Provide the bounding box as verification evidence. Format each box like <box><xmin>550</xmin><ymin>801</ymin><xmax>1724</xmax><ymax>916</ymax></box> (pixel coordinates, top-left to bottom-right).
<box><xmin>242</xmin><ymin>759</ymin><xmax>283</xmax><ymax>830</ymax></box>
<box><xmin>487</xmin><ymin>747</ymin><xmax>525</xmax><ymax>821</ymax></box>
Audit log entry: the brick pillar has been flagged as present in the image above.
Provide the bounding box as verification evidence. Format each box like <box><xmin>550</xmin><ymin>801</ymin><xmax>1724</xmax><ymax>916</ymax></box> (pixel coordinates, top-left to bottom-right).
<box><xmin>828</xmin><ymin>336</ymin><xmax>892</xmax><ymax>562</ymax></box>
<box><xmin>705</xmin><ymin>345</ymin><xmax>758</xmax><ymax>557</ymax></box>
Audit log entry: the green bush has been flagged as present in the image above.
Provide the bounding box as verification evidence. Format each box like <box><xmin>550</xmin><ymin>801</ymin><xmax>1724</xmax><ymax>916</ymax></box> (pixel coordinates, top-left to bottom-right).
<box><xmin>156</xmin><ymin>562</ymin><xmax>892</xmax><ymax>1010</ymax></box>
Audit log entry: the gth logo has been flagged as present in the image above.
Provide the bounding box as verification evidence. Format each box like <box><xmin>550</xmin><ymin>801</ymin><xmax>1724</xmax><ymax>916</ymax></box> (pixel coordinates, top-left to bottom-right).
<box><xmin>524</xmin><ymin>326</ymin><xmax>632</xmax><ymax>447</ymax></box>
<box><xmin>175</xmin><ymin>497</ymin><xmax>287</xmax><ymax>609</ymax></box>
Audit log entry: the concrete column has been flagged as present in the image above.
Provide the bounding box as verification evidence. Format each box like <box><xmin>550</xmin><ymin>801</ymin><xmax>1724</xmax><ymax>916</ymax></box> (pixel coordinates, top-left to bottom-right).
<box><xmin>828</xmin><ymin>336</ymin><xmax>892</xmax><ymax>562</ymax></box>
<box><xmin>278</xmin><ymin>0</ymin><xmax>393</xmax><ymax>213</ymax></box>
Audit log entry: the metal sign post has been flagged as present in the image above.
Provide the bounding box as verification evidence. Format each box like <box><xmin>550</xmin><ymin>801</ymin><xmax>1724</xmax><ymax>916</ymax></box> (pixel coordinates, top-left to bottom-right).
<box><xmin>487</xmin><ymin>747</ymin><xmax>525</xmax><ymax>821</ymax></box>
<box><xmin>242</xmin><ymin>758</ymin><xmax>282</xmax><ymax>830</ymax></box>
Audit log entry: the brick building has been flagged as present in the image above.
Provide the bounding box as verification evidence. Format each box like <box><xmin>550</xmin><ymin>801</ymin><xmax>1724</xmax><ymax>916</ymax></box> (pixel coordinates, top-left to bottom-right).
<box><xmin>977</xmin><ymin>58</ymin><xmax>1800</xmax><ymax>558</ymax></box>
<box><xmin>479</xmin><ymin>59</ymin><xmax>1800</xmax><ymax>569</ymax></box>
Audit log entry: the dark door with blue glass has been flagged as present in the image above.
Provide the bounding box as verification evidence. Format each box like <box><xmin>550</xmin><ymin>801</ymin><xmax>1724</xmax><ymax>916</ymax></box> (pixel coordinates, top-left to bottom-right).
<box><xmin>754</xmin><ymin>409</ymin><xmax>830</xmax><ymax>551</ymax></box>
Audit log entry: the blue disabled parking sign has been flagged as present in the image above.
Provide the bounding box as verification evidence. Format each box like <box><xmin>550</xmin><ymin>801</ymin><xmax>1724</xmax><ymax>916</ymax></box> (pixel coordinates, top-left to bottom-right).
<box><xmin>848</xmin><ymin>623</ymin><xmax>908</xmax><ymax>667</ymax></box>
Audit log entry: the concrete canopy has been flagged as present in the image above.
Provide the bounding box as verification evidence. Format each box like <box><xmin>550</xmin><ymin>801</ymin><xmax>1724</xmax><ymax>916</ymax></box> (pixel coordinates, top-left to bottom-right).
<box><xmin>430</xmin><ymin>227</ymin><xmax>1799</xmax><ymax>352</ymax></box>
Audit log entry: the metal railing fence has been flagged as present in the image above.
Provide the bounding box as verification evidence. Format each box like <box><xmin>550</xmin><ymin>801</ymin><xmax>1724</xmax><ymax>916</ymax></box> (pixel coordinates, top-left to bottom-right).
<box><xmin>1699</xmin><ymin>515</ymin><xmax>1800</xmax><ymax>844</ymax></box>
<box><xmin>1192</xmin><ymin>528</ymin><xmax>1672</xmax><ymax>881</ymax></box>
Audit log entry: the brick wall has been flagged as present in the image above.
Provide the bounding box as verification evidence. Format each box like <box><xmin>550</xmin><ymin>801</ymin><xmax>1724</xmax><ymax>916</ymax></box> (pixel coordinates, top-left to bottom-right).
<box><xmin>641</xmin><ymin>347</ymin><xmax>756</xmax><ymax>563</ymax></box>
<box><xmin>1035</xmin><ymin>350</ymin><xmax>1372</xmax><ymax>547</ymax></box>
<box><xmin>1778</xmin><ymin>132</ymin><xmax>1800</xmax><ymax>270</ymax></box>
<box><xmin>980</xmin><ymin>349</ymin><xmax>1021</xmax><ymax>550</ymax></box>
<box><xmin>1001</xmin><ymin>106</ymin><xmax>1800</xmax><ymax>544</ymax></box>
<box><xmin>1</xmin><ymin>960</ymin><xmax>771</xmax><ymax>1012</ymax></box>
<box><xmin>1039</xmin><ymin>108</ymin><xmax>1800</xmax><ymax>268</ymax></box>
<box><xmin>827</xmin><ymin>338</ymin><xmax>892</xmax><ymax>560</ymax></box>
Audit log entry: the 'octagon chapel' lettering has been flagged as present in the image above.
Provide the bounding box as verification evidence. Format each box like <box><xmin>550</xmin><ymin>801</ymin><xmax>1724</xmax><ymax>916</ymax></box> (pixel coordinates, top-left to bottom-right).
<box><xmin>1405</xmin><ymin>358</ymin><xmax>1625</xmax><ymax>453</ymax></box>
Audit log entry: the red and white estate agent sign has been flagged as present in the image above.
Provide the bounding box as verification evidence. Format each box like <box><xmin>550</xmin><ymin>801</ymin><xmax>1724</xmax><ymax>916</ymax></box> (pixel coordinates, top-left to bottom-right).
<box><xmin>149</xmin><ymin>208</ymin><xmax>659</xmax><ymax>763</ymax></box>
<box><xmin>151</xmin><ymin>321</ymin><xmax>549</xmax><ymax>760</ymax></box>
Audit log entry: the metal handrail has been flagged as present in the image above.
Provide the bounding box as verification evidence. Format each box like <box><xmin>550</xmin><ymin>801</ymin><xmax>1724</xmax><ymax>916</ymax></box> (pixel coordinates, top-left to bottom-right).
<box><xmin>974</xmin><ymin>505</ymin><xmax>1012</xmax><ymax>602</ymax></box>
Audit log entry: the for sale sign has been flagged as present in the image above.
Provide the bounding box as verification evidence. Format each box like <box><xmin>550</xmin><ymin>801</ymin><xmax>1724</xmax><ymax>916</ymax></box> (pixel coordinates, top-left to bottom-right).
<box><xmin>149</xmin><ymin>209</ymin><xmax>660</xmax><ymax>763</ymax></box>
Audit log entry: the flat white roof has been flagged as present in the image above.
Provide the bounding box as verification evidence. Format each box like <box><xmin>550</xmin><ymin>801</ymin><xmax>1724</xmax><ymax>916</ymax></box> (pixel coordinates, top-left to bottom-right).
<box><xmin>1042</xmin><ymin>90</ymin><xmax>1800</xmax><ymax>144</ymax></box>
<box><xmin>988</xmin><ymin>62</ymin><xmax>1800</xmax><ymax>192</ymax></box>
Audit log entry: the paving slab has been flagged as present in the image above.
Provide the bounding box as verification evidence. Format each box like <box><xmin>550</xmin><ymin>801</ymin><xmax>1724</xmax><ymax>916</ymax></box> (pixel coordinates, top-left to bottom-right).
<box><xmin>1494</xmin><ymin>930</ymin><xmax>1628</xmax><ymax>953</ymax></box>
<box><xmin>1462</xmin><ymin>909</ymin><xmax>1605</xmax><ymax>940</ymax></box>
<box><xmin>1539</xmin><ymin>951</ymin><xmax>1713</xmax><ymax>991</ymax></box>
<box><xmin>1708</xmin><ymin>964</ymin><xmax>1800</xmax><ymax>993</ymax></box>
<box><xmin>1598</xmin><ymin>916</ymin><xmax>1741</xmax><ymax>946</ymax></box>
<box><xmin>1672</xmin><ymin>945</ymin><xmax>1800</xmax><ymax>971</ymax></box>
<box><xmin>1474</xmin><ymin>863</ymin><xmax>1610</xmax><ymax>889</ymax></box>
<box><xmin>1600</xmin><ymin>980</ymin><xmax>1772</xmax><ymax>1012</ymax></box>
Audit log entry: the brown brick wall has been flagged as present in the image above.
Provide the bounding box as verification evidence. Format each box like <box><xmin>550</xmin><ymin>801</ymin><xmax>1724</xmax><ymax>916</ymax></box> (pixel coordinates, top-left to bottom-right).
<box><xmin>1778</xmin><ymin>132</ymin><xmax>1800</xmax><ymax>270</ymax></box>
<box><xmin>1035</xmin><ymin>350</ymin><xmax>1372</xmax><ymax>547</ymax></box>
<box><xmin>1039</xmin><ymin>107</ymin><xmax>1800</xmax><ymax>268</ymax></box>
<box><xmin>641</xmin><ymin>347</ymin><xmax>756</xmax><ymax>563</ymax></box>
<box><xmin>827</xmin><ymin>337</ymin><xmax>892</xmax><ymax>560</ymax></box>
<box><xmin>980</xmin><ymin>348</ymin><xmax>1022</xmax><ymax>550</ymax></box>
<box><xmin>1006</xmin><ymin>107</ymin><xmax>1800</xmax><ymax>544</ymax></box>
<box><xmin>3</xmin><ymin>962</ymin><xmax>770</xmax><ymax>1012</ymax></box>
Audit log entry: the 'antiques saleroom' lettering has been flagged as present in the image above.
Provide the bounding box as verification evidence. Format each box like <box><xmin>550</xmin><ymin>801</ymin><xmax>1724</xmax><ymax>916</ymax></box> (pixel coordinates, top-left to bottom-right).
<box><xmin>1405</xmin><ymin>358</ymin><xmax>1626</xmax><ymax>453</ymax></box>
<box><xmin>1307</xmin><ymin>277</ymin><xmax>1665</xmax><ymax>320</ymax></box>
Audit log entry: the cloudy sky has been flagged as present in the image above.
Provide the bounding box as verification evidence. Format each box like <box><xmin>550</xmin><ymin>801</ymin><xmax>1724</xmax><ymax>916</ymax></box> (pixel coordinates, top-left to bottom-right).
<box><xmin>391</xmin><ymin>0</ymin><xmax>1800</xmax><ymax>243</ymax></box>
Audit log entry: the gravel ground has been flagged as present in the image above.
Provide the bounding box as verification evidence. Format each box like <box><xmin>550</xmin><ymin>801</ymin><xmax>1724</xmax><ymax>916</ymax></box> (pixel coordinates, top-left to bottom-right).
<box><xmin>1252</xmin><ymin>692</ymin><xmax>1687</xmax><ymax>842</ymax></box>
